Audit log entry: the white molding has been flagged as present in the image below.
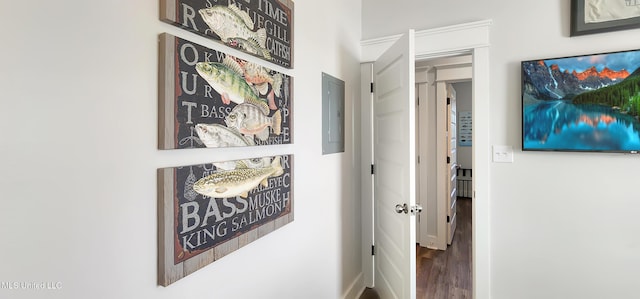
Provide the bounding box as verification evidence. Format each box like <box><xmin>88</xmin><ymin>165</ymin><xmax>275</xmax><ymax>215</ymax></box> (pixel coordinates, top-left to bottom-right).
<box><xmin>471</xmin><ymin>45</ymin><xmax>491</xmax><ymax>299</ymax></box>
<box><xmin>342</xmin><ymin>272</ymin><xmax>365</xmax><ymax>299</ymax></box>
<box><xmin>429</xmin><ymin>55</ymin><xmax>473</xmax><ymax>68</ymax></box>
<box><xmin>436</xmin><ymin>66</ymin><xmax>473</xmax><ymax>82</ymax></box>
<box><xmin>361</xmin><ymin>20</ymin><xmax>492</xmax><ymax>62</ymax></box>
<box><xmin>360</xmin><ymin>63</ymin><xmax>375</xmax><ymax>288</ymax></box>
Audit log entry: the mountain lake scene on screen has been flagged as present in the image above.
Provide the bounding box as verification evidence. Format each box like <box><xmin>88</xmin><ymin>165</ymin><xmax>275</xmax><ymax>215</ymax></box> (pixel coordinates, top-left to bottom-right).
<box><xmin>522</xmin><ymin>50</ymin><xmax>640</xmax><ymax>151</ymax></box>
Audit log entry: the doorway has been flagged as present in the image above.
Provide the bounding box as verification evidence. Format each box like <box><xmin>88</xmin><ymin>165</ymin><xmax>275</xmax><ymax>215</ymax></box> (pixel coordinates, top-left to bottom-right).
<box><xmin>415</xmin><ymin>54</ymin><xmax>473</xmax><ymax>297</ymax></box>
<box><xmin>360</xmin><ymin>20</ymin><xmax>491</xmax><ymax>299</ymax></box>
<box><xmin>415</xmin><ymin>55</ymin><xmax>472</xmax><ymax>251</ymax></box>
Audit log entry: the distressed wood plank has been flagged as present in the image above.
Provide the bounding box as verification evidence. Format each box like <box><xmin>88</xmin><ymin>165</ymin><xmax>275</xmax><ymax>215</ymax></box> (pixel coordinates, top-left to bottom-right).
<box><xmin>257</xmin><ymin>220</ymin><xmax>275</xmax><ymax>238</ymax></box>
<box><xmin>214</xmin><ymin>237</ymin><xmax>239</xmax><ymax>260</ymax></box>
<box><xmin>159</xmin><ymin>0</ymin><xmax>177</xmax><ymax>23</ymax></box>
<box><xmin>183</xmin><ymin>248</ymin><xmax>214</xmax><ymax>277</ymax></box>
<box><xmin>157</xmin><ymin>168</ymin><xmax>184</xmax><ymax>286</ymax></box>
<box><xmin>158</xmin><ymin>33</ymin><xmax>176</xmax><ymax>150</ymax></box>
<box><xmin>238</xmin><ymin>229</ymin><xmax>258</xmax><ymax>248</ymax></box>
<box><xmin>274</xmin><ymin>215</ymin><xmax>289</xmax><ymax>230</ymax></box>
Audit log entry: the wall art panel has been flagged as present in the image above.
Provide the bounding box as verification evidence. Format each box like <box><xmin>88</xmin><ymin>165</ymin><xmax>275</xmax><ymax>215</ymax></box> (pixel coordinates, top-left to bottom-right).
<box><xmin>159</xmin><ymin>33</ymin><xmax>292</xmax><ymax>150</ymax></box>
<box><xmin>158</xmin><ymin>154</ymin><xmax>294</xmax><ymax>286</ymax></box>
<box><xmin>160</xmin><ymin>0</ymin><xmax>294</xmax><ymax>68</ymax></box>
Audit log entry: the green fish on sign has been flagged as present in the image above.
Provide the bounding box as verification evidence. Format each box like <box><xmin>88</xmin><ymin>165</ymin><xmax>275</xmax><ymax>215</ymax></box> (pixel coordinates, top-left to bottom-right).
<box><xmin>193</xmin><ymin>156</ymin><xmax>284</xmax><ymax>199</ymax></box>
<box><xmin>195</xmin><ymin>57</ymin><xmax>270</xmax><ymax>114</ymax></box>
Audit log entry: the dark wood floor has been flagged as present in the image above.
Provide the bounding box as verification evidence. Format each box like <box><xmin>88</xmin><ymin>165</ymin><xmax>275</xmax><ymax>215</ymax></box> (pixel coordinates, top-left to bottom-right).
<box><xmin>360</xmin><ymin>198</ymin><xmax>472</xmax><ymax>299</ymax></box>
<box><xmin>417</xmin><ymin>197</ymin><xmax>472</xmax><ymax>299</ymax></box>
<box><xmin>359</xmin><ymin>287</ymin><xmax>380</xmax><ymax>299</ymax></box>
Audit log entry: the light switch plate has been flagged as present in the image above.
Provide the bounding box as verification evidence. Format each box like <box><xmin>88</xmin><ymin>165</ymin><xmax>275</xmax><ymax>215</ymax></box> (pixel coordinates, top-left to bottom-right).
<box><xmin>493</xmin><ymin>145</ymin><xmax>514</xmax><ymax>163</ymax></box>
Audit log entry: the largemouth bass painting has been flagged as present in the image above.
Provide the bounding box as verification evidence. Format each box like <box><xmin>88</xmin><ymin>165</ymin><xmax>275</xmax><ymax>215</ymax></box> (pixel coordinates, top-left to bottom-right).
<box><xmin>193</xmin><ymin>156</ymin><xmax>284</xmax><ymax>198</ymax></box>
<box><xmin>160</xmin><ymin>0</ymin><xmax>294</xmax><ymax>69</ymax></box>
<box><xmin>158</xmin><ymin>33</ymin><xmax>292</xmax><ymax>150</ymax></box>
<box><xmin>157</xmin><ymin>154</ymin><xmax>294</xmax><ymax>286</ymax></box>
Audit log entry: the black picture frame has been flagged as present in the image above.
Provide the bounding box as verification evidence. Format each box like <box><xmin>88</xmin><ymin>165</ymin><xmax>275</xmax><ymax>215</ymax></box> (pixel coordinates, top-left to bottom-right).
<box><xmin>571</xmin><ymin>0</ymin><xmax>640</xmax><ymax>36</ymax></box>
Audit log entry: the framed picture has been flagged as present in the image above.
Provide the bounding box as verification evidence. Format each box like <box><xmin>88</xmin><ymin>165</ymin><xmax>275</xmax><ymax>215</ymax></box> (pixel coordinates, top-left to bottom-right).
<box><xmin>160</xmin><ymin>0</ymin><xmax>294</xmax><ymax>68</ymax></box>
<box><xmin>158</xmin><ymin>33</ymin><xmax>292</xmax><ymax>150</ymax></box>
<box><xmin>158</xmin><ymin>155</ymin><xmax>294</xmax><ymax>286</ymax></box>
<box><xmin>571</xmin><ymin>0</ymin><xmax>640</xmax><ymax>36</ymax></box>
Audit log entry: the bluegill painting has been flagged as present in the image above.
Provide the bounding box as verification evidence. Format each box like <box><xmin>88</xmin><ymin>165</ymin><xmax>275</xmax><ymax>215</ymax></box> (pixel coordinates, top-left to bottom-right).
<box><xmin>522</xmin><ymin>49</ymin><xmax>640</xmax><ymax>152</ymax></box>
<box><xmin>158</xmin><ymin>33</ymin><xmax>292</xmax><ymax>150</ymax></box>
<box><xmin>160</xmin><ymin>0</ymin><xmax>294</xmax><ymax>68</ymax></box>
<box><xmin>158</xmin><ymin>155</ymin><xmax>294</xmax><ymax>286</ymax></box>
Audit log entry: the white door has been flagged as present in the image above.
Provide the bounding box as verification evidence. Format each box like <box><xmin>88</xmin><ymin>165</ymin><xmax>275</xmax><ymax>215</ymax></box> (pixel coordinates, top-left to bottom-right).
<box><xmin>373</xmin><ymin>30</ymin><xmax>416</xmax><ymax>299</ymax></box>
<box><xmin>446</xmin><ymin>84</ymin><xmax>458</xmax><ymax>245</ymax></box>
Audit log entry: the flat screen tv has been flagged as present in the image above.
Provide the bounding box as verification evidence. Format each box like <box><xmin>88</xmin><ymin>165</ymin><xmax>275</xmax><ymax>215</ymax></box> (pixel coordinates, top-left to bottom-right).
<box><xmin>522</xmin><ymin>49</ymin><xmax>640</xmax><ymax>153</ymax></box>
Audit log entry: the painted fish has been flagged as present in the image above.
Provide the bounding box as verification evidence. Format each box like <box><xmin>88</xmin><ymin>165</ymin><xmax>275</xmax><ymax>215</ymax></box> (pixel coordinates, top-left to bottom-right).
<box><xmin>195</xmin><ymin>123</ymin><xmax>254</xmax><ymax>148</ymax></box>
<box><xmin>195</xmin><ymin>58</ymin><xmax>269</xmax><ymax>114</ymax></box>
<box><xmin>214</xmin><ymin>156</ymin><xmax>270</xmax><ymax>171</ymax></box>
<box><xmin>199</xmin><ymin>4</ymin><xmax>267</xmax><ymax>48</ymax></box>
<box><xmin>227</xmin><ymin>37</ymin><xmax>272</xmax><ymax>61</ymax></box>
<box><xmin>225</xmin><ymin>103</ymin><xmax>282</xmax><ymax>141</ymax></box>
<box><xmin>235</xmin><ymin>59</ymin><xmax>283</xmax><ymax>110</ymax></box>
<box><xmin>223</xmin><ymin>57</ymin><xmax>281</xmax><ymax>110</ymax></box>
<box><xmin>193</xmin><ymin>156</ymin><xmax>284</xmax><ymax>198</ymax></box>
<box><xmin>195</xmin><ymin>123</ymin><xmax>263</xmax><ymax>170</ymax></box>
<box><xmin>236</xmin><ymin>60</ymin><xmax>282</xmax><ymax>95</ymax></box>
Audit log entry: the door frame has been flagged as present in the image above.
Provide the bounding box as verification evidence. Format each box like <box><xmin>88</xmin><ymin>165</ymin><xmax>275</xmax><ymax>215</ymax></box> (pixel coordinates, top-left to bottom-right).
<box><xmin>360</xmin><ymin>20</ymin><xmax>492</xmax><ymax>299</ymax></box>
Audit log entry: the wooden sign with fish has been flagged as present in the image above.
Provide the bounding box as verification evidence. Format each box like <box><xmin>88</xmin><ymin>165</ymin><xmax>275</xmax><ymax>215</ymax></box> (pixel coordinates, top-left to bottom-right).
<box><xmin>159</xmin><ymin>33</ymin><xmax>292</xmax><ymax>150</ymax></box>
<box><xmin>160</xmin><ymin>0</ymin><xmax>294</xmax><ymax>68</ymax></box>
<box><xmin>158</xmin><ymin>155</ymin><xmax>294</xmax><ymax>286</ymax></box>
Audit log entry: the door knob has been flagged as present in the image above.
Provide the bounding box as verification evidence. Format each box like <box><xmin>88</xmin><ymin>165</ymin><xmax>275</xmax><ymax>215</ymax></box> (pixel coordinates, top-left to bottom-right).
<box><xmin>395</xmin><ymin>203</ymin><xmax>409</xmax><ymax>214</ymax></box>
<box><xmin>411</xmin><ymin>204</ymin><xmax>423</xmax><ymax>215</ymax></box>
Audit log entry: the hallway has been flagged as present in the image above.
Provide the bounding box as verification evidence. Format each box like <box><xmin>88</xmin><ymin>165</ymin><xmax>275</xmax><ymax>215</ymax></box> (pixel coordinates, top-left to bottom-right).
<box><xmin>417</xmin><ymin>197</ymin><xmax>472</xmax><ymax>298</ymax></box>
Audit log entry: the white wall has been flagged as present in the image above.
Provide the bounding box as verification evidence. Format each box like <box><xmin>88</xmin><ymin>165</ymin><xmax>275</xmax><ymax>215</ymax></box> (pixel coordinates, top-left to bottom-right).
<box><xmin>0</xmin><ymin>1</ymin><xmax>363</xmax><ymax>299</ymax></box>
<box><xmin>364</xmin><ymin>1</ymin><xmax>640</xmax><ymax>298</ymax></box>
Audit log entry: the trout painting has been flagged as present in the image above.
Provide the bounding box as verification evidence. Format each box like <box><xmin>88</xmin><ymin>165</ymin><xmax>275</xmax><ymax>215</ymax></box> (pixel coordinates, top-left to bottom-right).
<box><xmin>158</xmin><ymin>155</ymin><xmax>294</xmax><ymax>286</ymax></box>
<box><xmin>158</xmin><ymin>33</ymin><xmax>292</xmax><ymax>150</ymax></box>
<box><xmin>160</xmin><ymin>0</ymin><xmax>294</xmax><ymax>68</ymax></box>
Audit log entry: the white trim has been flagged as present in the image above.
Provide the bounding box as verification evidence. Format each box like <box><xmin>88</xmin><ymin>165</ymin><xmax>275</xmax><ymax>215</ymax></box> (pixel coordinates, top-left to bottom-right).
<box><xmin>361</xmin><ymin>20</ymin><xmax>492</xmax><ymax>62</ymax></box>
<box><xmin>436</xmin><ymin>81</ymin><xmax>449</xmax><ymax>250</ymax></box>
<box><xmin>360</xmin><ymin>63</ymin><xmax>375</xmax><ymax>288</ymax></box>
<box><xmin>471</xmin><ymin>45</ymin><xmax>491</xmax><ymax>299</ymax></box>
<box><xmin>342</xmin><ymin>272</ymin><xmax>365</xmax><ymax>299</ymax></box>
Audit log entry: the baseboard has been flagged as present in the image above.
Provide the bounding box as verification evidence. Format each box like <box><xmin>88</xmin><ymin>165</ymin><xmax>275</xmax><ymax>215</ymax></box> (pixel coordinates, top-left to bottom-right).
<box><xmin>342</xmin><ymin>272</ymin><xmax>365</xmax><ymax>299</ymax></box>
